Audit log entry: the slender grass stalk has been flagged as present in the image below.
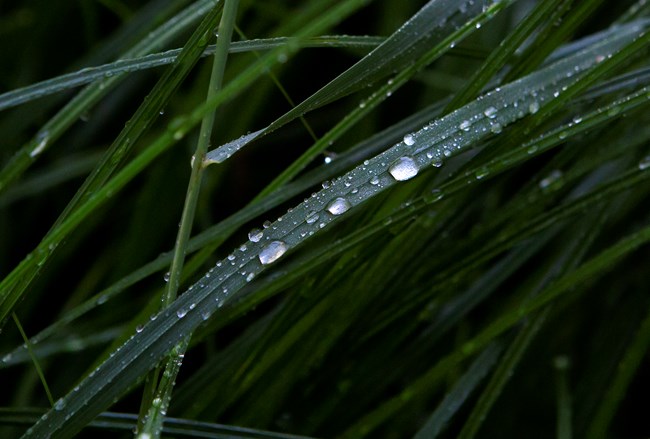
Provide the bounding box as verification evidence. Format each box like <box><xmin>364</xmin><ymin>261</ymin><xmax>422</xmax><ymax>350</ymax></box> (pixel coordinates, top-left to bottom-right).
<box><xmin>10</xmin><ymin>313</ymin><xmax>54</xmax><ymax>408</ymax></box>
<box><xmin>136</xmin><ymin>1</ymin><xmax>239</xmax><ymax>438</ymax></box>
<box><xmin>554</xmin><ymin>355</ymin><xmax>573</xmax><ymax>439</ymax></box>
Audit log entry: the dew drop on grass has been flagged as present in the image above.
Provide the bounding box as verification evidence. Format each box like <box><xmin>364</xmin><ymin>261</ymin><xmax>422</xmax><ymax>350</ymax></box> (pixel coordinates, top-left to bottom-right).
<box><xmin>326</xmin><ymin>197</ymin><xmax>352</xmax><ymax>215</ymax></box>
<box><xmin>163</xmin><ymin>272</ymin><xmax>170</xmax><ymax>282</ymax></box>
<box><xmin>529</xmin><ymin>101</ymin><xmax>540</xmax><ymax>114</ymax></box>
<box><xmin>54</xmin><ymin>399</ymin><xmax>66</xmax><ymax>411</ymax></box>
<box><xmin>246</xmin><ymin>272</ymin><xmax>255</xmax><ymax>282</ymax></box>
<box><xmin>259</xmin><ymin>241</ymin><xmax>287</xmax><ymax>265</ymax></box>
<box><xmin>638</xmin><ymin>156</ymin><xmax>650</xmax><ymax>170</ymax></box>
<box><xmin>459</xmin><ymin>120</ymin><xmax>471</xmax><ymax>131</ymax></box>
<box><xmin>403</xmin><ymin>133</ymin><xmax>415</xmax><ymax>145</ymax></box>
<box><xmin>30</xmin><ymin>131</ymin><xmax>50</xmax><ymax>158</ymax></box>
<box><xmin>177</xmin><ymin>308</ymin><xmax>188</xmax><ymax>318</ymax></box>
<box><xmin>539</xmin><ymin>170</ymin><xmax>563</xmax><ymax>189</ymax></box>
<box><xmin>248</xmin><ymin>228</ymin><xmax>263</xmax><ymax>242</ymax></box>
<box><xmin>306</xmin><ymin>211</ymin><xmax>319</xmax><ymax>224</ymax></box>
<box><xmin>370</xmin><ymin>176</ymin><xmax>380</xmax><ymax>185</ymax></box>
<box><xmin>484</xmin><ymin>106</ymin><xmax>497</xmax><ymax>119</ymax></box>
<box><xmin>490</xmin><ymin>123</ymin><xmax>502</xmax><ymax>134</ymax></box>
<box><xmin>475</xmin><ymin>167</ymin><xmax>489</xmax><ymax>180</ymax></box>
<box><xmin>388</xmin><ymin>156</ymin><xmax>419</xmax><ymax>181</ymax></box>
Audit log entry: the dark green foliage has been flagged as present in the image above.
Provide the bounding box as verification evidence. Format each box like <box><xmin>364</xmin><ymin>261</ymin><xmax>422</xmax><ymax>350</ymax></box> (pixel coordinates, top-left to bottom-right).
<box><xmin>1</xmin><ymin>0</ymin><xmax>649</xmax><ymax>438</ymax></box>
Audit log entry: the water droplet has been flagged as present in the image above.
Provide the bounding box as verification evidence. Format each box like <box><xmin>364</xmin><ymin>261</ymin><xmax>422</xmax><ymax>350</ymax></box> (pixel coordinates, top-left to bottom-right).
<box><xmin>248</xmin><ymin>228</ymin><xmax>263</xmax><ymax>242</ymax></box>
<box><xmin>227</xmin><ymin>254</ymin><xmax>235</xmax><ymax>261</ymax></box>
<box><xmin>263</xmin><ymin>220</ymin><xmax>272</xmax><ymax>228</ymax></box>
<box><xmin>177</xmin><ymin>308</ymin><xmax>188</xmax><ymax>318</ymax></box>
<box><xmin>539</xmin><ymin>170</ymin><xmax>563</xmax><ymax>189</ymax></box>
<box><xmin>459</xmin><ymin>120</ymin><xmax>471</xmax><ymax>131</ymax></box>
<box><xmin>388</xmin><ymin>156</ymin><xmax>419</xmax><ymax>181</ymax></box>
<box><xmin>136</xmin><ymin>324</ymin><xmax>144</xmax><ymax>333</ymax></box>
<box><xmin>54</xmin><ymin>399</ymin><xmax>66</xmax><ymax>411</ymax></box>
<box><xmin>306</xmin><ymin>211</ymin><xmax>319</xmax><ymax>224</ymax></box>
<box><xmin>572</xmin><ymin>115</ymin><xmax>582</xmax><ymax>124</ymax></box>
<box><xmin>322</xmin><ymin>180</ymin><xmax>330</xmax><ymax>189</ymax></box>
<box><xmin>327</xmin><ymin>197</ymin><xmax>352</xmax><ymax>215</ymax></box>
<box><xmin>483</xmin><ymin>106</ymin><xmax>497</xmax><ymax>119</ymax></box>
<box><xmin>370</xmin><ymin>176</ymin><xmax>380</xmax><ymax>185</ymax></box>
<box><xmin>529</xmin><ymin>101</ymin><xmax>540</xmax><ymax>114</ymax></box>
<box><xmin>31</xmin><ymin>131</ymin><xmax>50</xmax><ymax>158</ymax></box>
<box><xmin>163</xmin><ymin>272</ymin><xmax>170</xmax><ymax>282</ymax></box>
<box><xmin>403</xmin><ymin>134</ymin><xmax>415</xmax><ymax>145</ymax></box>
<box><xmin>246</xmin><ymin>272</ymin><xmax>255</xmax><ymax>282</ymax></box>
<box><xmin>475</xmin><ymin>167</ymin><xmax>489</xmax><ymax>179</ymax></box>
<box><xmin>259</xmin><ymin>241</ymin><xmax>287</xmax><ymax>265</ymax></box>
<box><xmin>490</xmin><ymin>123</ymin><xmax>502</xmax><ymax>134</ymax></box>
<box><xmin>638</xmin><ymin>156</ymin><xmax>650</xmax><ymax>170</ymax></box>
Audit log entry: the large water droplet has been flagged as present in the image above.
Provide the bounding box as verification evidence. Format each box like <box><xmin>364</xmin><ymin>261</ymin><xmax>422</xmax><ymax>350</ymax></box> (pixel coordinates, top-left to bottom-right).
<box><xmin>459</xmin><ymin>120</ymin><xmax>471</xmax><ymax>131</ymax></box>
<box><xmin>259</xmin><ymin>241</ymin><xmax>287</xmax><ymax>265</ymax></box>
<box><xmin>54</xmin><ymin>399</ymin><xmax>66</xmax><ymax>411</ymax></box>
<box><xmin>163</xmin><ymin>272</ymin><xmax>170</xmax><ymax>282</ymax></box>
<box><xmin>177</xmin><ymin>308</ymin><xmax>188</xmax><ymax>318</ymax></box>
<box><xmin>529</xmin><ymin>101</ymin><xmax>540</xmax><ymax>114</ymax></box>
<box><xmin>388</xmin><ymin>156</ymin><xmax>419</xmax><ymax>181</ymax></box>
<box><xmin>248</xmin><ymin>228</ymin><xmax>263</xmax><ymax>242</ymax></box>
<box><xmin>326</xmin><ymin>197</ymin><xmax>351</xmax><ymax>215</ymax></box>
<box><xmin>403</xmin><ymin>134</ymin><xmax>415</xmax><ymax>146</ymax></box>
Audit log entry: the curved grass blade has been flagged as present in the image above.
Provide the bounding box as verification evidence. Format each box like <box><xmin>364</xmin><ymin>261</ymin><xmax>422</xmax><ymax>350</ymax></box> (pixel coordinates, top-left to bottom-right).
<box><xmin>0</xmin><ymin>0</ymin><xmax>373</xmax><ymax>331</ymax></box>
<box><xmin>249</xmin><ymin>0</ymin><xmax>516</xmax><ymax>199</ymax></box>
<box><xmin>205</xmin><ymin>0</ymin><xmax>508</xmax><ymax>164</ymax></box>
<box><xmin>19</xmin><ymin>24</ymin><xmax>650</xmax><ymax>436</ymax></box>
<box><xmin>0</xmin><ymin>36</ymin><xmax>383</xmax><ymax>112</ymax></box>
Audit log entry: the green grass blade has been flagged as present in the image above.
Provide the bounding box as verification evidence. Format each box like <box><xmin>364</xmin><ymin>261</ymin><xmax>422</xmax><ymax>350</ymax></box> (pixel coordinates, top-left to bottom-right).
<box><xmin>412</xmin><ymin>343</ymin><xmax>503</xmax><ymax>439</ymax></box>
<box><xmin>205</xmin><ymin>0</ymin><xmax>511</xmax><ymax>165</ymax></box>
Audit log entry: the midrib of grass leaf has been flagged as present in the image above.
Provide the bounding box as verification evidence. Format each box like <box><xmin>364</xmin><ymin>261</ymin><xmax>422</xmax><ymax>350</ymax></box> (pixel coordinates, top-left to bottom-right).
<box><xmin>19</xmin><ymin>22</ymin><xmax>650</xmax><ymax>437</ymax></box>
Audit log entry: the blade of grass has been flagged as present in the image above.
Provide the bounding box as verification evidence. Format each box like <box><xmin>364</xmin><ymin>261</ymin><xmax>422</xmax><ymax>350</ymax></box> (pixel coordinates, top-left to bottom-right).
<box><xmin>0</xmin><ymin>0</ymin><xmax>220</xmax><ymax>194</ymax></box>
<box><xmin>412</xmin><ymin>342</ymin><xmax>503</xmax><ymax>439</ymax></box>
<box><xmin>137</xmin><ymin>1</ymin><xmax>239</xmax><ymax>437</ymax></box>
<box><xmin>18</xmin><ymin>23</ymin><xmax>650</xmax><ymax>435</ymax></box>
<box><xmin>205</xmin><ymin>0</ymin><xmax>512</xmax><ymax>165</ymax></box>
<box><xmin>585</xmin><ymin>301</ymin><xmax>650</xmax><ymax>438</ymax></box>
<box><xmin>0</xmin><ymin>36</ymin><xmax>384</xmax><ymax>112</ymax></box>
